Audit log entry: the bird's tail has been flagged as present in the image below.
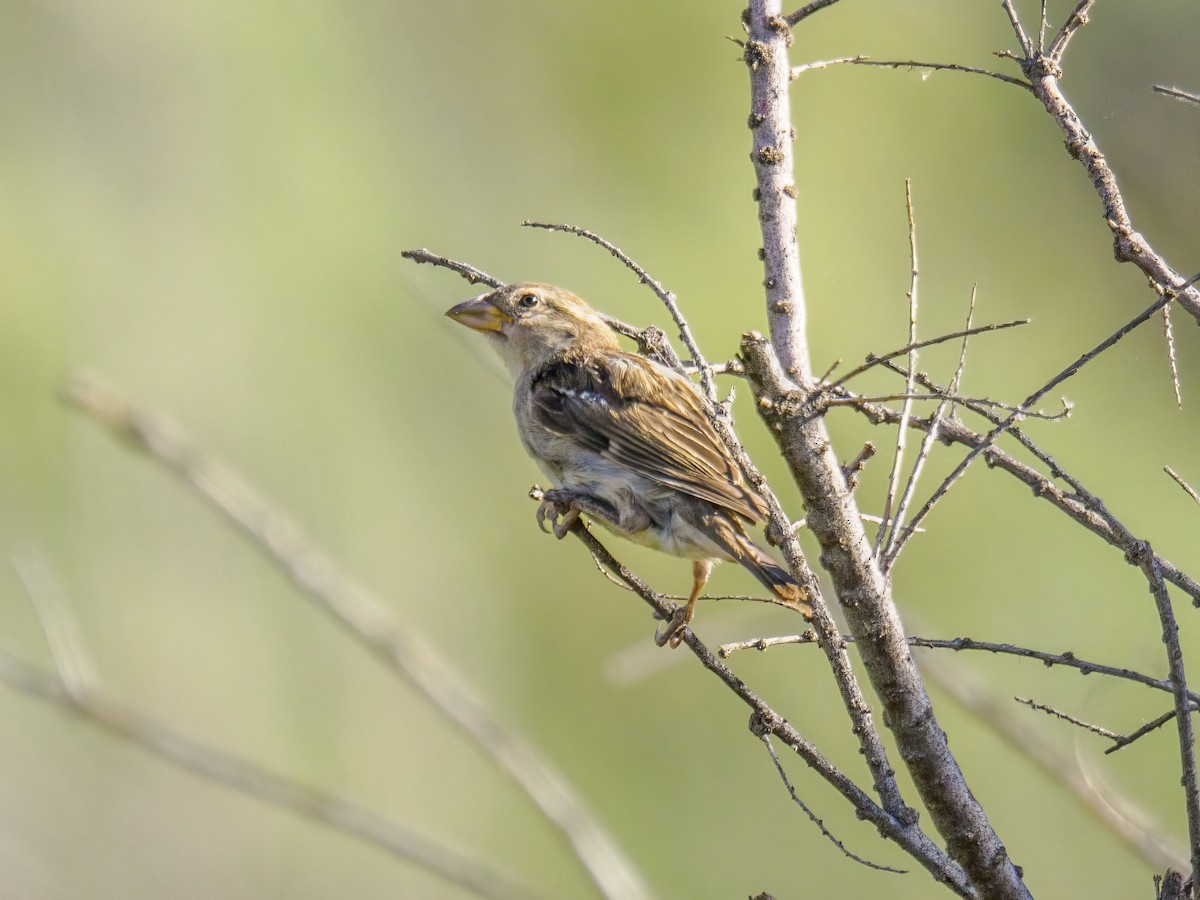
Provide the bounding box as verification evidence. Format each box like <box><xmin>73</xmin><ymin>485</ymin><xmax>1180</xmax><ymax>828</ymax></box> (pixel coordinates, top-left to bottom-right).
<box><xmin>709</xmin><ymin>521</ymin><xmax>812</xmax><ymax>616</ymax></box>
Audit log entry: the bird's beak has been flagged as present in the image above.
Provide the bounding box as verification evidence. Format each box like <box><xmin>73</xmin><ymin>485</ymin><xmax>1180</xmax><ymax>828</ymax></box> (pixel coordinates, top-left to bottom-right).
<box><xmin>445</xmin><ymin>293</ymin><xmax>510</xmax><ymax>333</ymax></box>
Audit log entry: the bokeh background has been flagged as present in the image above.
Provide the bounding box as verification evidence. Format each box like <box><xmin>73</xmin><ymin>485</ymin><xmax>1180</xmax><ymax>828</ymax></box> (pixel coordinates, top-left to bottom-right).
<box><xmin>3</xmin><ymin>1</ymin><xmax>1199</xmax><ymax>897</ymax></box>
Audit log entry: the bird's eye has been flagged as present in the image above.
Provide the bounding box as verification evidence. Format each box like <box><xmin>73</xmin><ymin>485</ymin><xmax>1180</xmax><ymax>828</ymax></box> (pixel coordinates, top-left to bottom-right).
<box><xmin>517</xmin><ymin>293</ymin><xmax>540</xmax><ymax>309</ymax></box>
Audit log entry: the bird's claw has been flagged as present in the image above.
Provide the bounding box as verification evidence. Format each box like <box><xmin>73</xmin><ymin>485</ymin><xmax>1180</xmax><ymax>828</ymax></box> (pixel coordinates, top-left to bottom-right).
<box><xmin>653</xmin><ymin>607</ymin><xmax>692</xmax><ymax>649</ymax></box>
<box><xmin>534</xmin><ymin>489</ymin><xmax>581</xmax><ymax>540</ymax></box>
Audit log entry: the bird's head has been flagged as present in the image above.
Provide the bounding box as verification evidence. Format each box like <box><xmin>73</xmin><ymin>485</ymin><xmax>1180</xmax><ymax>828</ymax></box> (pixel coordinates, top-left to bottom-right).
<box><xmin>446</xmin><ymin>282</ymin><xmax>619</xmax><ymax>376</ymax></box>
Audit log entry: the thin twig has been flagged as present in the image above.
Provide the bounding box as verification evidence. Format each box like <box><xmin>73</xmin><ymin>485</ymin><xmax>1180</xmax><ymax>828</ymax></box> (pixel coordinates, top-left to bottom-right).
<box><xmin>791</xmin><ymin>55</ymin><xmax>866</xmax><ymax>78</ymax></box>
<box><xmin>1162</xmin><ymin>298</ymin><xmax>1182</xmax><ymax>408</ymax></box>
<box><xmin>828</xmin><ymin>392</ymin><xmax>1067</xmax><ymax>419</ymax></box>
<box><xmin>1001</xmin><ymin>0</ymin><xmax>1032</xmax><ymax>56</ymax></box>
<box><xmin>11</xmin><ymin>548</ymin><xmax>99</xmax><ymax>700</ymax></box>
<box><xmin>884</xmin><ymin>284</ymin><xmax>978</xmax><ymax>567</ymax></box>
<box><xmin>400</xmin><ymin>248</ymin><xmax>503</xmax><ymax>288</ymax></box>
<box><xmin>875</xmin><ymin>180</ymin><xmax>919</xmax><ymax>559</ymax></box>
<box><xmin>1165</xmin><ymin>467</ymin><xmax>1200</xmax><ymax>507</ymax></box>
<box><xmin>1015</xmin><ymin>696</ymin><xmax>1121</xmax><ymax>741</ymax></box>
<box><xmin>521</xmin><ymin>221</ymin><xmax>717</xmax><ymax>402</ymax></box>
<box><xmin>783</xmin><ymin>0</ymin><xmax>842</xmax><ymax>26</ymax></box>
<box><xmin>826</xmin><ymin>318</ymin><xmax>1030</xmax><ymax>391</ymax></box>
<box><xmin>811</xmin><ymin>57</ymin><xmax>1031</xmax><ymax>91</ymax></box>
<box><xmin>1137</xmin><ymin>547</ymin><xmax>1200</xmax><ymax>879</ymax></box>
<box><xmin>61</xmin><ymin>372</ymin><xmax>651</xmax><ymax>900</ymax></box>
<box><xmin>1046</xmin><ymin>0</ymin><xmax>1095</xmax><ymax>63</ymax></box>
<box><xmin>1107</xmin><ymin>710</ymin><xmax>1182</xmax><ymax>755</ymax></box>
<box><xmin>719</xmin><ymin>633</ymin><xmax>1200</xmax><ymax>705</ymax></box>
<box><xmin>758</xmin><ymin>734</ymin><xmax>906</xmax><ymax>874</ymax></box>
<box><xmin>1154</xmin><ymin>85</ymin><xmax>1200</xmax><ymax>107</ymax></box>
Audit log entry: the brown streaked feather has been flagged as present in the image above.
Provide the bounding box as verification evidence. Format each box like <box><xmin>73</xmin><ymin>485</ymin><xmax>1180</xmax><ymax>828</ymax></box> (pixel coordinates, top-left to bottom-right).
<box><xmin>531</xmin><ymin>350</ymin><xmax>768</xmax><ymax>522</ymax></box>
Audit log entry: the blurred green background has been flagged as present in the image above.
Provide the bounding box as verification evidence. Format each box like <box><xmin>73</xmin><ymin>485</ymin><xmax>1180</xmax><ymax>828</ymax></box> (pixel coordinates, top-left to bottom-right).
<box><xmin>2</xmin><ymin>1</ymin><xmax>1199</xmax><ymax>897</ymax></box>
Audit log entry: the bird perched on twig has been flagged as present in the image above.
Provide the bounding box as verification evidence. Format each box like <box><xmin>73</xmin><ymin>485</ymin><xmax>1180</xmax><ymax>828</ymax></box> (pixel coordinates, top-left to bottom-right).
<box><xmin>446</xmin><ymin>282</ymin><xmax>810</xmax><ymax>646</ymax></box>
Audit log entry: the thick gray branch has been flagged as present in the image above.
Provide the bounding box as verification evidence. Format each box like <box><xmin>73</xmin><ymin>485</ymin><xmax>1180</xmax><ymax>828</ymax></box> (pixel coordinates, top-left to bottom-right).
<box><xmin>744</xmin><ymin>3</ymin><xmax>1030</xmax><ymax>897</ymax></box>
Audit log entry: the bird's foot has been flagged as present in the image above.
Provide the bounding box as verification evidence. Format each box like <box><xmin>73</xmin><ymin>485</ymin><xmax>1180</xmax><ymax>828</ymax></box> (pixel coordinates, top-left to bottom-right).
<box><xmin>531</xmin><ymin>487</ymin><xmax>584</xmax><ymax>540</ymax></box>
<box><xmin>653</xmin><ymin>607</ymin><xmax>692</xmax><ymax>649</ymax></box>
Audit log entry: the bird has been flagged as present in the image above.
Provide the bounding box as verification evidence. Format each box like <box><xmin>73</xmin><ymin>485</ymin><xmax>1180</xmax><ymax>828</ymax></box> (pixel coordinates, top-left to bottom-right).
<box><xmin>445</xmin><ymin>281</ymin><xmax>811</xmax><ymax>646</ymax></box>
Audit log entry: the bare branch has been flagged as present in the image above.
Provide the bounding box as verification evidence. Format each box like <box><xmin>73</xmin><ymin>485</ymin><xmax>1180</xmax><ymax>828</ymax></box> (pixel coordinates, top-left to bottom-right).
<box><xmin>806</xmin><ymin>56</ymin><xmax>1031</xmax><ymax>91</ymax></box>
<box><xmin>884</xmin><ymin>284</ymin><xmax>978</xmax><ymax>567</ymax></box>
<box><xmin>997</xmin><ymin>4</ymin><xmax>1200</xmax><ymax>323</ymax></box>
<box><xmin>1046</xmin><ymin>0</ymin><xmax>1096</xmax><ymax>63</ymax></box>
<box><xmin>875</xmin><ymin>179</ymin><xmax>920</xmax><ymax>560</ymax></box>
<box><xmin>1000</xmin><ymin>0</ymin><xmax>1033</xmax><ymax>56</ymax></box>
<box><xmin>791</xmin><ymin>54</ymin><xmax>866</xmax><ymax>78</ymax></box>
<box><xmin>758</xmin><ymin>733</ymin><xmax>906</xmax><ymax>874</ymax></box>
<box><xmin>1154</xmin><ymin>84</ymin><xmax>1200</xmax><ymax>107</ymax></box>
<box><xmin>1015</xmin><ymin>696</ymin><xmax>1121</xmax><ymax>742</ymax></box>
<box><xmin>1107</xmin><ymin>710</ymin><xmax>1182</xmax><ymax>755</ymax></box>
<box><xmin>400</xmin><ymin>248</ymin><xmax>503</xmax><ymax>288</ymax></box>
<box><xmin>1166</xmin><ymin>467</ymin><xmax>1200</xmax><ymax>507</ymax></box>
<box><xmin>61</xmin><ymin>372</ymin><xmax>651</xmax><ymax>900</ymax></box>
<box><xmin>783</xmin><ymin>0</ymin><xmax>841</xmax><ymax>27</ymax></box>
<box><xmin>827</xmin><ymin>319</ymin><xmax>1029</xmax><ymax>390</ymax></box>
<box><xmin>1136</xmin><ymin>547</ymin><xmax>1200</xmax><ymax>878</ymax></box>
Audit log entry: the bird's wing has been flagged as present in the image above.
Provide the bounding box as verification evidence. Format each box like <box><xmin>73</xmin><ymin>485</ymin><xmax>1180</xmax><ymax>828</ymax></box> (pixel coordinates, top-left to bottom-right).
<box><xmin>530</xmin><ymin>352</ymin><xmax>766</xmax><ymax>521</ymax></box>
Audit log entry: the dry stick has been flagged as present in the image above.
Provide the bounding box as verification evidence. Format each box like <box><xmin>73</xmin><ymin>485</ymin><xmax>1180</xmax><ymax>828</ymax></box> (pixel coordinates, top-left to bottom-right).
<box><xmin>997</xmin><ymin>0</ymin><xmax>1200</xmax><ymax>324</ymax></box>
<box><xmin>61</xmin><ymin>373</ymin><xmax>651</xmax><ymax>900</ymax></box>
<box><xmin>783</xmin><ymin>0</ymin><xmax>842</xmax><ymax>27</ymax></box>
<box><xmin>567</xmin><ymin>522</ymin><xmax>973</xmax><ymax>896</ymax></box>
<box><xmin>875</xmin><ymin>180</ymin><xmax>920</xmax><ymax>560</ymax></box>
<box><xmin>401</xmin><ymin>248</ymin><xmax>503</xmax><ymax>289</ymax></box>
<box><xmin>883</xmin><ymin>286</ymin><xmax>978</xmax><ymax>568</ymax></box>
<box><xmin>1015</xmin><ymin>697</ymin><xmax>1121</xmax><ymax>742</ymax></box>
<box><xmin>745</xmin><ymin>4</ymin><xmax>1028</xmax><ymax>896</ymax></box>
<box><xmin>1166</xmin><ymin>467</ymin><xmax>1200</xmax><ymax>507</ymax></box>
<box><xmin>758</xmin><ymin>735</ymin><xmax>907</xmax><ymax>874</ymax></box>
<box><xmin>2</xmin><ymin>564</ymin><xmax>538</xmax><ymax>900</ymax></box>
<box><xmin>1137</xmin><ymin>548</ymin><xmax>1200</xmax><ymax>880</ymax></box>
<box><xmin>1107</xmin><ymin>709</ymin><xmax>1183</xmax><ymax>755</ymax></box>
<box><xmin>864</xmin><ymin>361</ymin><xmax>1200</xmax><ymax>605</ymax></box>
<box><xmin>1154</xmin><ymin>85</ymin><xmax>1200</xmax><ymax>107</ymax></box>
<box><xmin>828</xmin><ymin>392</ymin><xmax>1065</xmax><ymax>418</ymax></box>
<box><xmin>799</xmin><ymin>57</ymin><xmax>1031</xmax><ymax>92</ymax></box>
<box><xmin>1163</xmin><ymin>301</ymin><xmax>1183</xmax><ymax>409</ymax></box>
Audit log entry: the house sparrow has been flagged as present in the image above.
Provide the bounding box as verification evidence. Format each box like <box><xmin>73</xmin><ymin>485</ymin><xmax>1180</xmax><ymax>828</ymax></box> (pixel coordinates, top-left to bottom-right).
<box><xmin>446</xmin><ymin>282</ymin><xmax>810</xmax><ymax>646</ymax></box>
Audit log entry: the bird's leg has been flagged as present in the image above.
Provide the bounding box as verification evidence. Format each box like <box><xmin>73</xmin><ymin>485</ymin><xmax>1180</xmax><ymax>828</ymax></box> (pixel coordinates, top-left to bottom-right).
<box><xmin>533</xmin><ymin>487</ymin><xmax>621</xmax><ymax>540</ymax></box>
<box><xmin>656</xmin><ymin>559</ymin><xmax>713</xmax><ymax>649</ymax></box>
